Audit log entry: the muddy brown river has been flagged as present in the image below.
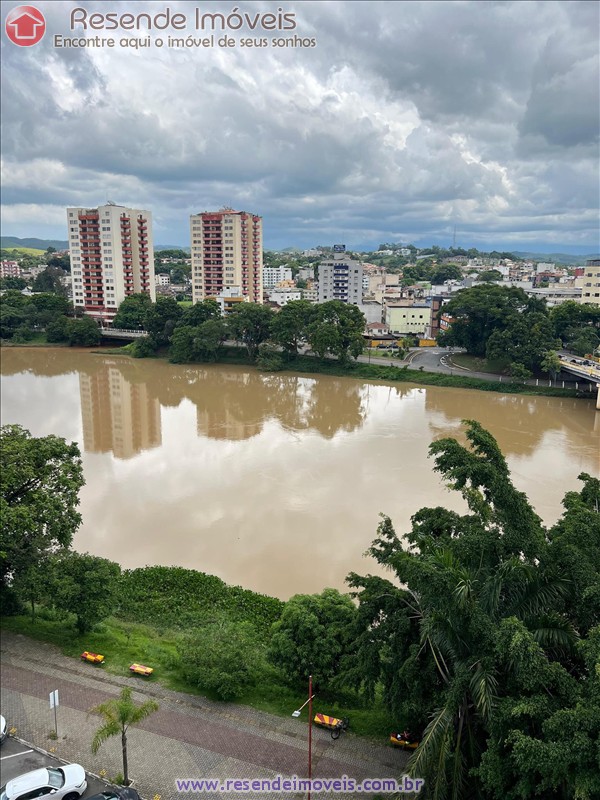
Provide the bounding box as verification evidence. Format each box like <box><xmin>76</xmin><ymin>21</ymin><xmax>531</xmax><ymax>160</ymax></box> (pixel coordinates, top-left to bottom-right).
<box><xmin>1</xmin><ymin>348</ymin><xmax>598</xmax><ymax>599</ymax></box>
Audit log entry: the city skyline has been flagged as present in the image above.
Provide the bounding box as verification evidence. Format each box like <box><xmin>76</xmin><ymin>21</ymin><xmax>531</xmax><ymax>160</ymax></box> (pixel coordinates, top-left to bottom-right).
<box><xmin>1</xmin><ymin>1</ymin><xmax>599</xmax><ymax>253</ymax></box>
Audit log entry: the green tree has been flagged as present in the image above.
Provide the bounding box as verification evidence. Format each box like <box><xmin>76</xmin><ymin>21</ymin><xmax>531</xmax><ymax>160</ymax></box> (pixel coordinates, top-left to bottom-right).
<box><xmin>347</xmin><ymin>422</ymin><xmax>590</xmax><ymax>800</ymax></box>
<box><xmin>32</xmin><ymin>267</ymin><xmax>67</xmax><ymax>297</ymax></box>
<box><xmin>256</xmin><ymin>341</ymin><xmax>285</xmax><ymax>371</ymax></box>
<box><xmin>541</xmin><ymin>350</ymin><xmax>562</xmax><ymax>379</ymax></box>
<box><xmin>45</xmin><ymin>315</ymin><xmax>70</xmax><ymax>343</ymax></box>
<box><xmin>67</xmin><ymin>317</ymin><xmax>101</xmax><ymax>346</ymax></box>
<box><xmin>143</xmin><ymin>296</ymin><xmax>182</xmax><ymax>345</ymax></box>
<box><xmin>52</xmin><ymin>552</ymin><xmax>121</xmax><ymax>634</ymax></box>
<box><xmin>178</xmin><ymin>299</ymin><xmax>221</xmax><ymax>328</ymax></box>
<box><xmin>227</xmin><ymin>303</ymin><xmax>275</xmax><ymax>360</ymax></box>
<box><xmin>476</xmin><ymin>269</ymin><xmax>504</xmax><ymax>282</ymax></box>
<box><xmin>0</xmin><ymin>425</ymin><xmax>84</xmax><ymax>587</ymax></box>
<box><xmin>269</xmin><ymin>589</ymin><xmax>357</xmax><ymax>688</ymax></box>
<box><xmin>508</xmin><ymin>361</ymin><xmax>532</xmax><ymax>382</ymax></box>
<box><xmin>306</xmin><ymin>301</ymin><xmax>365</xmax><ymax>363</ymax></box>
<box><xmin>567</xmin><ymin>328</ymin><xmax>600</xmax><ymax>357</ymax></box>
<box><xmin>550</xmin><ymin>301</ymin><xmax>586</xmax><ymax>340</ymax></box>
<box><xmin>438</xmin><ymin>285</ymin><xmax>531</xmax><ymax>356</ymax></box>
<box><xmin>270</xmin><ymin>300</ymin><xmax>315</xmax><ymax>357</ymax></box>
<box><xmin>178</xmin><ymin>617</ymin><xmax>266</xmax><ymax>700</ymax></box>
<box><xmin>112</xmin><ymin>293</ymin><xmax>153</xmax><ymax>330</ymax></box>
<box><xmin>486</xmin><ymin>312</ymin><xmax>559</xmax><ymax>370</ymax></box>
<box><xmin>90</xmin><ymin>687</ymin><xmax>159</xmax><ymax>786</ymax></box>
<box><xmin>169</xmin><ymin>320</ymin><xmax>227</xmax><ymax>363</ymax></box>
<box><xmin>430</xmin><ymin>264</ymin><xmax>463</xmax><ymax>284</ymax></box>
<box><xmin>129</xmin><ymin>335</ymin><xmax>158</xmax><ymax>358</ymax></box>
<box><xmin>0</xmin><ymin>277</ymin><xmax>28</xmax><ymax>290</ymax></box>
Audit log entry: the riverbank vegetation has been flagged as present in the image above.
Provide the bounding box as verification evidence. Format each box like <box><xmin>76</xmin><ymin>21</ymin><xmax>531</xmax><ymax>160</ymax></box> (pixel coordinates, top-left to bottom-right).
<box><xmin>2</xmin><ymin>420</ymin><xmax>599</xmax><ymax>799</ymax></box>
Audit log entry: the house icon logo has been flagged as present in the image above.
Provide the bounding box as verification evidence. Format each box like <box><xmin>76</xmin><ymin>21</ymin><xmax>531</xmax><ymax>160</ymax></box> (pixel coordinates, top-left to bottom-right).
<box><xmin>5</xmin><ymin>5</ymin><xmax>46</xmax><ymax>46</ymax></box>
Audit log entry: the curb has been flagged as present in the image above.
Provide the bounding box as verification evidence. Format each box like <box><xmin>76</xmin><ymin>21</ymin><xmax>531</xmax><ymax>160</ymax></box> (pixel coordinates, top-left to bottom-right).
<box><xmin>7</xmin><ymin>734</ymin><xmax>147</xmax><ymax>798</ymax></box>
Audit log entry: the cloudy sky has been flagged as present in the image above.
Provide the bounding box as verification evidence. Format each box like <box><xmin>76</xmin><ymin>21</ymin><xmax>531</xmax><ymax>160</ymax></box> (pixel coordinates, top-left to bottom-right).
<box><xmin>1</xmin><ymin>0</ymin><xmax>599</xmax><ymax>252</ymax></box>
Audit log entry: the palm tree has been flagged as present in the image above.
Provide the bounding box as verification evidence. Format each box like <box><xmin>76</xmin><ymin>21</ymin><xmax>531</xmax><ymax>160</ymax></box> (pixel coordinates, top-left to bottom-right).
<box><xmin>90</xmin><ymin>687</ymin><xmax>158</xmax><ymax>786</ymax></box>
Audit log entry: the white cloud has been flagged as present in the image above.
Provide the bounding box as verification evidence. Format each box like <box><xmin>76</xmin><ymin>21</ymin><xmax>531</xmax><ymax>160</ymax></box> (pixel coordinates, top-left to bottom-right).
<box><xmin>0</xmin><ymin>0</ymin><xmax>598</xmax><ymax>250</ymax></box>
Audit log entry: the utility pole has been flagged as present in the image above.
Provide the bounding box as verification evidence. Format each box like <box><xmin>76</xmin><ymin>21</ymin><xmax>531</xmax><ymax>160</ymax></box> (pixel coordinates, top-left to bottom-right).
<box><xmin>308</xmin><ymin>674</ymin><xmax>313</xmax><ymax>800</ymax></box>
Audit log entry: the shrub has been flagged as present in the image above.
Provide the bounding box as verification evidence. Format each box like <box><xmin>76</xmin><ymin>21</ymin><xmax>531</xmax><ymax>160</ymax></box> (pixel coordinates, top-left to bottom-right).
<box><xmin>177</xmin><ymin>617</ymin><xmax>266</xmax><ymax>700</ymax></box>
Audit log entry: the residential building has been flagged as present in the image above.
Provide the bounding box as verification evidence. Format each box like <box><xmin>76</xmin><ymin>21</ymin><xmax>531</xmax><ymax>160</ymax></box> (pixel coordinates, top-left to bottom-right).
<box><xmin>357</xmin><ymin>300</ymin><xmax>384</xmax><ymax>324</ymax></box>
<box><xmin>269</xmin><ymin>288</ymin><xmax>302</xmax><ymax>306</ymax></box>
<box><xmin>577</xmin><ymin>259</ymin><xmax>600</xmax><ymax>305</ymax></box>
<box><xmin>155</xmin><ymin>273</ymin><xmax>170</xmax><ymax>286</ymax></box>
<box><xmin>1</xmin><ymin>260</ymin><xmax>20</xmax><ymax>278</ymax></box>
<box><xmin>317</xmin><ymin>256</ymin><xmax>363</xmax><ymax>304</ymax></box>
<box><xmin>213</xmin><ymin>285</ymin><xmax>249</xmax><ymax>315</ymax></box>
<box><xmin>428</xmin><ymin>296</ymin><xmax>446</xmax><ymax>339</ymax></box>
<box><xmin>67</xmin><ymin>203</ymin><xmax>155</xmax><ymax>324</ymax></box>
<box><xmin>190</xmin><ymin>208</ymin><xmax>263</xmax><ymax>304</ymax></box>
<box><xmin>301</xmin><ymin>286</ymin><xmax>319</xmax><ymax>302</ymax></box>
<box><xmin>298</xmin><ymin>266</ymin><xmax>315</xmax><ymax>282</ymax></box>
<box><xmin>263</xmin><ymin>265</ymin><xmax>292</xmax><ymax>288</ymax></box>
<box><xmin>385</xmin><ymin>304</ymin><xmax>432</xmax><ymax>336</ymax></box>
<box><xmin>365</xmin><ymin>321</ymin><xmax>390</xmax><ymax>337</ymax></box>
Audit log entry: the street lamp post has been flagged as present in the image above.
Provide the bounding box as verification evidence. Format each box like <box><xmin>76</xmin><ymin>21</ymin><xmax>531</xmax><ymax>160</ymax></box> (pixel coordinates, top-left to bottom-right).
<box><xmin>292</xmin><ymin>675</ymin><xmax>315</xmax><ymax>800</ymax></box>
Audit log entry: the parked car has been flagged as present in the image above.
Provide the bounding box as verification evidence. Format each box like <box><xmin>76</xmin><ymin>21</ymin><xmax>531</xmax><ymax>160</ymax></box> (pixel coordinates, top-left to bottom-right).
<box><xmin>86</xmin><ymin>790</ymin><xmax>140</xmax><ymax>800</ymax></box>
<box><xmin>0</xmin><ymin>764</ymin><xmax>87</xmax><ymax>800</ymax></box>
<box><xmin>0</xmin><ymin>715</ymin><xmax>6</xmax><ymax>745</ymax></box>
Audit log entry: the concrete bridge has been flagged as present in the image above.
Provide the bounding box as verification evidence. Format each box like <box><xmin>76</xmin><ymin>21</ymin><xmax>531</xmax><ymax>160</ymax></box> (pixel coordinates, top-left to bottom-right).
<box><xmin>558</xmin><ymin>356</ymin><xmax>600</xmax><ymax>409</ymax></box>
<box><xmin>99</xmin><ymin>327</ymin><xmax>148</xmax><ymax>339</ymax></box>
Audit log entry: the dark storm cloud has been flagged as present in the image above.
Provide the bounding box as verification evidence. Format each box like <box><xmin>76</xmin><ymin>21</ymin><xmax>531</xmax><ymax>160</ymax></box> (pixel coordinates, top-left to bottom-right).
<box><xmin>1</xmin><ymin>0</ymin><xmax>598</xmax><ymax>249</ymax></box>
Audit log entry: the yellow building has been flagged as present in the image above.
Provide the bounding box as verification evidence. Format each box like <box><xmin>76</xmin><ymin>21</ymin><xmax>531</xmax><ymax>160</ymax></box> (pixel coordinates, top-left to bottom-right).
<box><xmin>577</xmin><ymin>259</ymin><xmax>600</xmax><ymax>305</ymax></box>
<box><xmin>385</xmin><ymin>304</ymin><xmax>432</xmax><ymax>336</ymax></box>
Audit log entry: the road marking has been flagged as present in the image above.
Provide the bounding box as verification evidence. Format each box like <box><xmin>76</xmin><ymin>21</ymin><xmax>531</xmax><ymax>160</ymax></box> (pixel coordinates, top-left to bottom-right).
<box><xmin>1</xmin><ymin>749</ymin><xmax>34</xmax><ymax>760</ymax></box>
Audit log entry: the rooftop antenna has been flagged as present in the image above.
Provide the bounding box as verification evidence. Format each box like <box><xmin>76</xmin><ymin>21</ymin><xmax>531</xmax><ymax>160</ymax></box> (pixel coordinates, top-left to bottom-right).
<box><xmin>107</xmin><ymin>200</ymin><xmax>116</xmax><ymax>205</ymax></box>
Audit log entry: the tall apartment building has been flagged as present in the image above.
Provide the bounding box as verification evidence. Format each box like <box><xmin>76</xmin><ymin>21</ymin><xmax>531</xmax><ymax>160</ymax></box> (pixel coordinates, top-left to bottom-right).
<box><xmin>67</xmin><ymin>203</ymin><xmax>155</xmax><ymax>323</ymax></box>
<box><xmin>190</xmin><ymin>209</ymin><xmax>263</xmax><ymax>304</ymax></box>
<box><xmin>263</xmin><ymin>265</ymin><xmax>292</xmax><ymax>288</ymax></box>
<box><xmin>317</xmin><ymin>256</ymin><xmax>363</xmax><ymax>304</ymax></box>
<box><xmin>577</xmin><ymin>259</ymin><xmax>600</xmax><ymax>305</ymax></box>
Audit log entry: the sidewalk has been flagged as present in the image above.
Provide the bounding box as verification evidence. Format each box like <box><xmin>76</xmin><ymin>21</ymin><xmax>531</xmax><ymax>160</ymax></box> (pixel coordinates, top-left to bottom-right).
<box><xmin>0</xmin><ymin>631</ymin><xmax>408</xmax><ymax>799</ymax></box>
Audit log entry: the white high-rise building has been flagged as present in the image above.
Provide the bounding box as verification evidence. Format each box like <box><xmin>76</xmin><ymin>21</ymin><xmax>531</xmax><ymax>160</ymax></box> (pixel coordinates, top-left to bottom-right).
<box><xmin>190</xmin><ymin>209</ymin><xmax>263</xmax><ymax>304</ymax></box>
<box><xmin>263</xmin><ymin>265</ymin><xmax>292</xmax><ymax>288</ymax></box>
<box><xmin>67</xmin><ymin>203</ymin><xmax>155</xmax><ymax>323</ymax></box>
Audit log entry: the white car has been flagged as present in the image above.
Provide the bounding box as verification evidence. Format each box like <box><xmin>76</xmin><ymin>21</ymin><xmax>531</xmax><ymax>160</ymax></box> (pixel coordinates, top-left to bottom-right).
<box><xmin>0</xmin><ymin>764</ymin><xmax>87</xmax><ymax>800</ymax></box>
<box><xmin>0</xmin><ymin>715</ymin><xmax>6</xmax><ymax>744</ymax></box>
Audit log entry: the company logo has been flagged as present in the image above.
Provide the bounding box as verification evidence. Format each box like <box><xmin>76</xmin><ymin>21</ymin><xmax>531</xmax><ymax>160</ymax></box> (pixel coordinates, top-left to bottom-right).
<box><xmin>5</xmin><ymin>5</ymin><xmax>46</xmax><ymax>46</ymax></box>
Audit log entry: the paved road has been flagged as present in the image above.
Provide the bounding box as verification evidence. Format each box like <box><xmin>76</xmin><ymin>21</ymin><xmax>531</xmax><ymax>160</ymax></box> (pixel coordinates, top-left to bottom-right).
<box><xmin>0</xmin><ymin>632</ymin><xmax>408</xmax><ymax>800</ymax></box>
<box><xmin>0</xmin><ymin>737</ymin><xmax>108</xmax><ymax>797</ymax></box>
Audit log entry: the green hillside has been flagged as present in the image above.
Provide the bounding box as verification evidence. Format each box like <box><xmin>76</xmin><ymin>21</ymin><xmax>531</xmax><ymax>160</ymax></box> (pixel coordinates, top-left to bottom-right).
<box><xmin>1</xmin><ymin>246</ymin><xmax>46</xmax><ymax>256</ymax></box>
<box><xmin>1</xmin><ymin>236</ymin><xmax>69</xmax><ymax>251</ymax></box>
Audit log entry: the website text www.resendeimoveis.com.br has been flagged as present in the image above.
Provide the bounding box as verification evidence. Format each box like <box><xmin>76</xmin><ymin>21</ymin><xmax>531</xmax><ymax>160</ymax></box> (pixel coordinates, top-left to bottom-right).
<box><xmin>175</xmin><ymin>774</ymin><xmax>424</xmax><ymax>794</ymax></box>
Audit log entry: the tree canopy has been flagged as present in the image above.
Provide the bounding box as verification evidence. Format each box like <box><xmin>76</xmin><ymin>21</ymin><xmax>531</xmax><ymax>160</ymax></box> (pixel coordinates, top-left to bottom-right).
<box><xmin>0</xmin><ymin>425</ymin><xmax>84</xmax><ymax>588</ymax></box>
<box><xmin>346</xmin><ymin>422</ymin><xmax>599</xmax><ymax>800</ymax></box>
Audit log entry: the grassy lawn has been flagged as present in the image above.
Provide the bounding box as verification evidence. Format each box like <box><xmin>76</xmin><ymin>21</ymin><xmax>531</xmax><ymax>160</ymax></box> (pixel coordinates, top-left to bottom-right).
<box><xmin>177</xmin><ymin>300</ymin><xmax>194</xmax><ymax>307</ymax></box>
<box><xmin>449</xmin><ymin>353</ymin><xmax>508</xmax><ymax>374</ymax></box>
<box><xmin>1</xmin><ymin>612</ymin><xmax>396</xmax><ymax>740</ymax></box>
<box><xmin>2</xmin><ymin>246</ymin><xmax>46</xmax><ymax>256</ymax></box>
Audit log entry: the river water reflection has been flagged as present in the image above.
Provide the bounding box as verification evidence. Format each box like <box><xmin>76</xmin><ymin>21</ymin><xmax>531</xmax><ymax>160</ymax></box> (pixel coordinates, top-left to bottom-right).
<box><xmin>1</xmin><ymin>348</ymin><xmax>598</xmax><ymax>599</ymax></box>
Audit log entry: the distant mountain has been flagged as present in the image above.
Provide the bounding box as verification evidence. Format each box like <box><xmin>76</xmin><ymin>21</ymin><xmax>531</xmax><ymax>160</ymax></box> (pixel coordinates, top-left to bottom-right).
<box><xmin>2</xmin><ymin>237</ymin><xmax>190</xmax><ymax>253</ymax></box>
<box><xmin>1</xmin><ymin>236</ymin><xmax>69</xmax><ymax>251</ymax></box>
<box><xmin>155</xmin><ymin>244</ymin><xmax>190</xmax><ymax>252</ymax></box>
<box><xmin>511</xmin><ymin>251</ymin><xmax>600</xmax><ymax>266</ymax></box>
